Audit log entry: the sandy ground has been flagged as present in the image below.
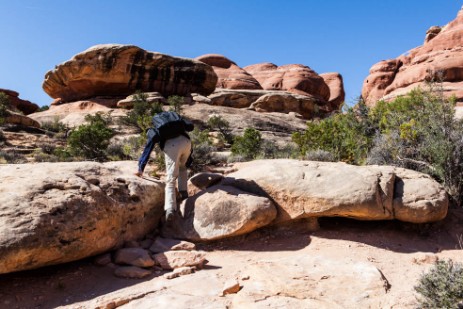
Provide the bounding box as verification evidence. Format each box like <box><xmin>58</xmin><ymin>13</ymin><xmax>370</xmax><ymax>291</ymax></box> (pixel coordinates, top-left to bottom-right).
<box><xmin>1</xmin><ymin>209</ymin><xmax>462</xmax><ymax>309</ymax></box>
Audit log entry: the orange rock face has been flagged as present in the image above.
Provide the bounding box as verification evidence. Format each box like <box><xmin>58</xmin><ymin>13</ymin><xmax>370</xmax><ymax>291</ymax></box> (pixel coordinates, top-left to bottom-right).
<box><xmin>362</xmin><ymin>8</ymin><xmax>463</xmax><ymax>106</ymax></box>
<box><xmin>196</xmin><ymin>54</ymin><xmax>261</xmax><ymax>90</ymax></box>
<box><xmin>320</xmin><ymin>72</ymin><xmax>346</xmax><ymax>109</ymax></box>
<box><xmin>43</xmin><ymin>44</ymin><xmax>218</xmax><ymax>102</ymax></box>
<box><xmin>244</xmin><ymin>63</ymin><xmax>330</xmax><ymax>102</ymax></box>
<box><xmin>0</xmin><ymin>88</ymin><xmax>38</xmax><ymax>115</ymax></box>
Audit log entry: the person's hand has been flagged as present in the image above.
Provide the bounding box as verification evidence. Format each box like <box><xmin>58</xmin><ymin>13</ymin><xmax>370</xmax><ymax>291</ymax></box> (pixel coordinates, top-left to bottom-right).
<box><xmin>135</xmin><ymin>171</ymin><xmax>143</xmax><ymax>177</ymax></box>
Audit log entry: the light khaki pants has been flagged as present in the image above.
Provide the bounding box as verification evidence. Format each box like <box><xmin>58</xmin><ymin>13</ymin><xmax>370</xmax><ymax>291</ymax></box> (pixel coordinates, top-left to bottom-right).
<box><xmin>163</xmin><ymin>135</ymin><xmax>192</xmax><ymax>212</ymax></box>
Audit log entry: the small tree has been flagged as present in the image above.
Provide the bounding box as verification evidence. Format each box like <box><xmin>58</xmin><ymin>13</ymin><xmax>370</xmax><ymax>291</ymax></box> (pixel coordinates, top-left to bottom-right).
<box><xmin>167</xmin><ymin>95</ymin><xmax>184</xmax><ymax>114</ymax></box>
<box><xmin>207</xmin><ymin>115</ymin><xmax>234</xmax><ymax>144</ymax></box>
<box><xmin>125</xmin><ymin>91</ymin><xmax>163</xmax><ymax>131</ymax></box>
<box><xmin>67</xmin><ymin>113</ymin><xmax>113</xmax><ymax>161</ymax></box>
<box><xmin>231</xmin><ymin>128</ymin><xmax>262</xmax><ymax>160</ymax></box>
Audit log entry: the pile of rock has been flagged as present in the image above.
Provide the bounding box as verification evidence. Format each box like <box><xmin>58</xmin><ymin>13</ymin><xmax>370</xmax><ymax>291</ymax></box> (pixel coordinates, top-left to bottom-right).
<box><xmin>94</xmin><ymin>236</ymin><xmax>207</xmax><ymax>280</ymax></box>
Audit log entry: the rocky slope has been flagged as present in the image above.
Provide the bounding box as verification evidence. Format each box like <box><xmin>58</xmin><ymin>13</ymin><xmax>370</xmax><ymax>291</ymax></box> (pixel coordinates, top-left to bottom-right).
<box><xmin>362</xmin><ymin>7</ymin><xmax>463</xmax><ymax>106</ymax></box>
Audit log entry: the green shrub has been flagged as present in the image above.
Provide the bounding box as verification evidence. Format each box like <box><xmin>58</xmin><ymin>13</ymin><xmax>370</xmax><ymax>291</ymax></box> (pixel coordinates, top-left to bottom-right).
<box><xmin>107</xmin><ymin>136</ymin><xmax>145</xmax><ymax>161</ymax></box>
<box><xmin>305</xmin><ymin>149</ymin><xmax>336</xmax><ymax>162</ymax></box>
<box><xmin>207</xmin><ymin>115</ymin><xmax>234</xmax><ymax>144</ymax></box>
<box><xmin>67</xmin><ymin>113</ymin><xmax>113</xmax><ymax>161</ymax></box>
<box><xmin>415</xmin><ymin>259</ymin><xmax>463</xmax><ymax>308</ymax></box>
<box><xmin>37</xmin><ymin>105</ymin><xmax>49</xmax><ymax>112</ymax></box>
<box><xmin>167</xmin><ymin>95</ymin><xmax>184</xmax><ymax>114</ymax></box>
<box><xmin>124</xmin><ymin>91</ymin><xmax>163</xmax><ymax>131</ymax></box>
<box><xmin>189</xmin><ymin>127</ymin><xmax>216</xmax><ymax>172</ymax></box>
<box><xmin>292</xmin><ymin>103</ymin><xmax>373</xmax><ymax>164</ymax></box>
<box><xmin>41</xmin><ymin>118</ymin><xmax>68</xmax><ymax>133</ymax></box>
<box><xmin>231</xmin><ymin>128</ymin><xmax>262</xmax><ymax>160</ymax></box>
<box><xmin>0</xmin><ymin>150</ymin><xmax>27</xmax><ymax>164</ymax></box>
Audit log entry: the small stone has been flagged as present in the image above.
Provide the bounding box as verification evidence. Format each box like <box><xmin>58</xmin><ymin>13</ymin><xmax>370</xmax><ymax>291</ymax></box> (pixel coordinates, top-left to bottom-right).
<box><xmin>222</xmin><ymin>279</ymin><xmax>240</xmax><ymax>296</ymax></box>
<box><xmin>93</xmin><ymin>253</ymin><xmax>112</xmax><ymax>266</ymax></box>
<box><xmin>114</xmin><ymin>266</ymin><xmax>152</xmax><ymax>279</ymax></box>
<box><xmin>163</xmin><ymin>266</ymin><xmax>195</xmax><ymax>280</ymax></box>
<box><xmin>123</xmin><ymin>240</ymin><xmax>140</xmax><ymax>248</ymax></box>
<box><xmin>153</xmin><ymin>250</ymin><xmax>206</xmax><ymax>270</ymax></box>
<box><xmin>139</xmin><ymin>239</ymin><xmax>153</xmax><ymax>249</ymax></box>
<box><xmin>114</xmin><ymin>248</ymin><xmax>155</xmax><ymax>267</ymax></box>
<box><xmin>149</xmin><ymin>237</ymin><xmax>196</xmax><ymax>253</ymax></box>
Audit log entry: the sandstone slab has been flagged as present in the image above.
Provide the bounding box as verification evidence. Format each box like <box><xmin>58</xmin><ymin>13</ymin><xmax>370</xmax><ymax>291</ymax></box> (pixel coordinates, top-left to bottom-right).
<box><xmin>223</xmin><ymin>159</ymin><xmax>448</xmax><ymax>224</ymax></box>
<box><xmin>43</xmin><ymin>44</ymin><xmax>218</xmax><ymax>102</ymax></box>
<box><xmin>0</xmin><ymin>161</ymin><xmax>164</xmax><ymax>274</ymax></box>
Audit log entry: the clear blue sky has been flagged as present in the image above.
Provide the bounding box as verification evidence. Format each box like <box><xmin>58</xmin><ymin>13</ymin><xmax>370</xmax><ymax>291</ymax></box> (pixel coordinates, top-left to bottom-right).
<box><xmin>0</xmin><ymin>0</ymin><xmax>461</xmax><ymax>107</ymax></box>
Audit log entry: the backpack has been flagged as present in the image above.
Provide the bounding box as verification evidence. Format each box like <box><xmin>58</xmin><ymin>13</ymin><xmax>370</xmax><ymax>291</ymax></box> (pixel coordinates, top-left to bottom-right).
<box><xmin>152</xmin><ymin>111</ymin><xmax>186</xmax><ymax>140</ymax></box>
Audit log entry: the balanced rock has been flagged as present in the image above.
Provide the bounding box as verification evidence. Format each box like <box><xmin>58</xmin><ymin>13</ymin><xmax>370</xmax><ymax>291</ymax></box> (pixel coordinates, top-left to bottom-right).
<box><xmin>0</xmin><ymin>161</ymin><xmax>164</xmax><ymax>274</ymax></box>
<box><xmin>362</xmin><ymin>7</ymin><xmax>463</xmax><ymax>105</ymax></box>
<box><xmin>0</xmin><ymin>88</ymin><xmax>38</xmax><ymax>114</ymax></box>
<box><xmin>244</xmin><ymin>63</ymin><xmax>330</xmax><ymax>102</ymax></box>
<box><xmin>167</xmin><ymin>185</ymin><xmax>277</xmax><ymax>241</ymax></box>
<box><xmin>196</xmin><ymin>54</ymin><xmax>261</xmax><ymax>90</ymax></box>
<box><xmin>43</xmin><ymin>44</ymin><xmax>218</xmax><ymax>102</ymax></box>
<box><xmin>222</xmin><ymin>159</ymin><xmax>448</xmax><ymax>224</ymax></box>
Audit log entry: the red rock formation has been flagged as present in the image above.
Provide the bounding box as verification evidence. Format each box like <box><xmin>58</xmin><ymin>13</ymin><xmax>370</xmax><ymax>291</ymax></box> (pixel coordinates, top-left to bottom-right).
<box><xmin>195</xmin><ymin>54</ymin><xmax>261</xmax><ymax>90</ymax></box>
<box><xmin>244</xmin><ymin>63</ymin><xmax>330</xmax><ymax>102</ymax></box>
<box><xmin>362</xmin><ymin>7</ymin><xmax>463</xmax><ymax>106</ymax></box>
<box><xmin>0</xmin><ymin>88</ymin><xmax>38</xmax><ymax>115</ymax></box>
<box><xmin>320</xmin><ymin>72</ymin><xmax>346</xmax><ymax>109</ymax></box>
<box><xmin>43</xmin><ymin>44</ymin><xmax>218</xmax><ymax>102</ymax></box>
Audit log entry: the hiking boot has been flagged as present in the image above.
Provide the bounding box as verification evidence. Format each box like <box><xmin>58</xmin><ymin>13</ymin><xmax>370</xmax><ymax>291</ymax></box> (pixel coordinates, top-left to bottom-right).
<box><xmin>165</xmin><ymin>209</ymin><xmax>175</xmax><ymax>225</ymax></box>
<box><xmin>179</xmin><ymin>190</ymin><xmax>188</xmax><ymax>201</ymax></box>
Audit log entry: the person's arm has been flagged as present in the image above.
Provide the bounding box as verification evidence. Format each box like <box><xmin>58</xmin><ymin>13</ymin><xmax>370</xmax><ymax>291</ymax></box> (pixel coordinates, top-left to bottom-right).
<box><xmin>136</xmin><ymin>129</ymin><xmax>160</xmax><ymax>176</ymax></box>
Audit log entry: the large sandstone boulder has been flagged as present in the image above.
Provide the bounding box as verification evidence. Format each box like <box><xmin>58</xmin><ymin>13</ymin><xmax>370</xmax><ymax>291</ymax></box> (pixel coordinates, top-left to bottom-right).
<box><xmin>0</xmin><ymin>161</ymin><xmax>164</xmax><ymax>274</ymax></box>
<box><xmin>320</xmin><ymin>72</ymin><xmax>346</xmax><ymax>109</ymax></box>
<box><xmin>166</xmin><ymin>185</ymin><xmax>277</xmax><ymax>241</ymax></box>
<box><xmin>362</xmin><ymin>7</ymin><xmax>463</xmax><ymax>105</ymax></box>
<box><xmin>43</xmin><ymin>44</ymin><xmax>218</xmax><ymax>102</ymax></box>
<box><xmin>0</xmin><ymin>88</ymin><xmax>39</xmax><ymax>115</ymax></box>
<box><xmin>221</xmin><ymin>160</ymin><xmax>448</xmax><ymax>224</ymax></box>
<box><xmin>244</xmin><ymin>63</ymin><xmax>331</xmax><ymax>102</ymax></box>
<box><xmin>196</xmin><ymin>54</ymin><xmax>262</xmax><ymax>90</ymax></box>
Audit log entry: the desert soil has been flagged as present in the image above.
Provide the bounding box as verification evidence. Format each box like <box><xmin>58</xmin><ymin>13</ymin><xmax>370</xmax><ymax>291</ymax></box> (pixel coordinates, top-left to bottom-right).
<box><xmin>1</xmin><ymin>209</ymin><xmax>462</xmax><ymax>309</ymax></box>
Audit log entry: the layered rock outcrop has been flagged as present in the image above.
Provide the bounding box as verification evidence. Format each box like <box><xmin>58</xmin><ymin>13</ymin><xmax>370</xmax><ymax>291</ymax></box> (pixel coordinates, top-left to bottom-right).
<box><xmin>0</xmin><ymin>88</ymin><xmax>39</xmax><ymax>114</ymax></box>
<box><xmin>167</xmin><ymin>159</ymin><xmax>448</xmax><ymax>241</ymax></box>
<box><xmin>0</xmin><ymin>161</ymin><xmax>164</xmax><ymax>274</ymax></box>
<box><xmin>362</xmin><ymin>7</ymin><xmax>463</xmax><ymax>105</ymax></box>
<box><xmin>42</xmin><ymin>44</ymin><xmax>218</xmax><ymax>102</ymax></box>
<box><xmin>244</xmin><ymin>63</ymin><xmax>330</xmax><ymax>102</ymax></box>
<box><xmin>196</xmin><ymin>54</ymin><xmax>261</xmax><ymax>90</ymax></box>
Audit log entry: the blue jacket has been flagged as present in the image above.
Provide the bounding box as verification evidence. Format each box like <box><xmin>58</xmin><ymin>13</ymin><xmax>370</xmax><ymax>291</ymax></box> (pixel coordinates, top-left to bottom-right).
<box><xmin>137</xmin><ymin>118</ymin><xmax>194</xmax><ymax>173</ymax></box>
